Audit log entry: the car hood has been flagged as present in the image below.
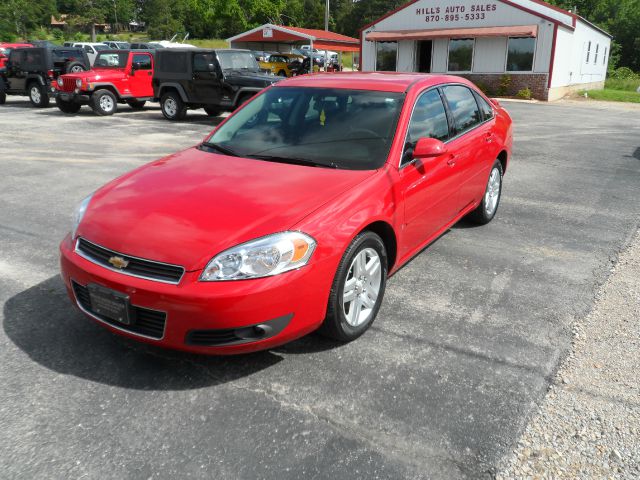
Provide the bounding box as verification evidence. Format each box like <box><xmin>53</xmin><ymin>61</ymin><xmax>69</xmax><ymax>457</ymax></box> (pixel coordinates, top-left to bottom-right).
<box><xmin>63</xmin><ymin>68</ymin><xmax>126</xmax><ymax>82</ymax></box>
<box><xmin>223</xmin><ymin>71</ymin><xmax>282</xmax><ymax>88</ymax></box>
<box><xmin>78</xmin><ymin>147</ymin><xmax>373</xmax><ymax>271</ymax></box>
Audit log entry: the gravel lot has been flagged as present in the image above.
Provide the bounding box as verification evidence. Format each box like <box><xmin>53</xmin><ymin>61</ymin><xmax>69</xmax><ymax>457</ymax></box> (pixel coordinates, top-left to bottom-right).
<box><xmin>0</xmin><ymin>98</ymin><xmax>639</xmax><ymax>479</ymax></box>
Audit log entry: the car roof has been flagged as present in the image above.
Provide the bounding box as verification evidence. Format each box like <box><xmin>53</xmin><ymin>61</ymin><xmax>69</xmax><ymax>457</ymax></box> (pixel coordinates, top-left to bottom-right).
<box><xmin>275</xmin><ymin>72</ymin><xmax>473</xmax><ymax>93</ymax></box>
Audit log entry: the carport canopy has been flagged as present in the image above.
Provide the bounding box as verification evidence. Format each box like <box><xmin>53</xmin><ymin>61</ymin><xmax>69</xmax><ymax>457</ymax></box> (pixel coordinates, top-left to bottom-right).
<box><xmin>227</xmin><ymin>24</ymin><xmax>360</xmax><ymax>53</ymax></box>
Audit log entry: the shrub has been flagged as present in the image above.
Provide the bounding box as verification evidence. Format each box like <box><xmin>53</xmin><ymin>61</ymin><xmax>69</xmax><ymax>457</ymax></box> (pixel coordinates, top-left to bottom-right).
<box><xmin>516</xmin><ymin>88</ymin><xmax>532</xmax><ymax>100</ymax></box>
<box><xmin>609</xmin><ymin>67</ymin><xmax>639</xmax><ymax>81</ymax></box>
<box><xmin>497</xmin><ymin>74</ymin><xmax>512</xmax><ymax>96</ymax></box>
<box><xmin>52</xmin><ymin>29</ymin><xmax>64</xmax><ymax>42</ymax></box>
<box><xmin>475</xmin><ymin>81</ymin><xmax>491</xmax><ymax>95</ymax></box>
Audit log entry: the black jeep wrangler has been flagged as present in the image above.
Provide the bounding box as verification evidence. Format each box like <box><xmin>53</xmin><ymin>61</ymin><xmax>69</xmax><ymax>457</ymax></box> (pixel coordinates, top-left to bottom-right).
<box><xmin>153</xmin><ymin>48</ymin><xmax>281</xmax><ymax>121</ymax></box>
<box><xmin>0</xmin><ymin>47</ymin><xmax>90</xmax><ymax>107</ymax></box>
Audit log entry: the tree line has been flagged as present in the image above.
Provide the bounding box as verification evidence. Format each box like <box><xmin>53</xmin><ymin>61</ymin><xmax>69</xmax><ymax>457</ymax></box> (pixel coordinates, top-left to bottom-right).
<box><xmin>0</xmin><ymin>0</ymin><xmax>638</xmax><ymax>71</ymax></box>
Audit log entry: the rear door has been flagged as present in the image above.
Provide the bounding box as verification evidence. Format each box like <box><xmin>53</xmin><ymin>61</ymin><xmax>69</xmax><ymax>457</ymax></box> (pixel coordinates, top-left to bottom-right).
<box><xmin>440</xmin><ymin>85</ymin><xmax>489</xmax><ymax>213</ymax></box>
<box><xmin>129</xmin><ymin>53</ymin><xmax>154</xmax><ymax>97</ymax></box>
<box><xmin>398</xmin><ymin>88</ymin><xmax>458</xmax><ymax>256</ymax></box>
<box><xmin>191</xmin><ymin>52</ymin><xmax>222</xmax><ymax>105</ymax></box>
<box><xmin>6</xmin><ymin>50</ymin><xmax>27</xmax><ymax>91</ymax></box>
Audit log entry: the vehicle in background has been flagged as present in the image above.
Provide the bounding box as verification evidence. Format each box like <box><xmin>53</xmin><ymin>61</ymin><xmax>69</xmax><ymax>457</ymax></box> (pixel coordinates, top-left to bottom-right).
<box><xmin>152</xmin><ymin>40</ymin><xmax>197</xmax><ymax>49</ymax></box>
<box><xmin>259</xmin><ymin>53</ymin><xmax>304</xmax><ymax>77</ymax></box>
<box><xmin>103</xmin><ymin>41</ymin><xmax>130</xmax><ymax>50</ymax></box>
<box><xmin>71</xmin><ymin>42</ymin><xmax>112</xmax><ymax>65</ymax></box>
<box><xmin>292</xmin><ymin>48</ymin><xmax>325</xmax><ymax>68</ymax></box>
<box><xmin>153</xmin><ymin>48</ymin><xmax>281</xmax><ymax>121</ymax></box>
<box><xmin>59</xmin><ymin>73</ymin><xmax>513</xmax><ymax>355</ymax></box>
<box><xmin>53</xmin><ymin>50</ymin><xmax>154</xmax><ymax>115</ymax></box>
<box><xmin>0</xmin><ymin>47</ymin><xmax>90</xmax><ymax>106</ymax></box>
<box><xmin>130</xmin><ymin>42</ymin><xmax>162</xmax><ymax>50</ymax></box>
<box><xmin>0</xmin><ymin>43</ymin><xmax>32</xmax><ymax>72</ymax></box>
<box><xmin>251</xmin><ymin>51</ymin><xmax>270</xmax><ymax>62</ymax></box>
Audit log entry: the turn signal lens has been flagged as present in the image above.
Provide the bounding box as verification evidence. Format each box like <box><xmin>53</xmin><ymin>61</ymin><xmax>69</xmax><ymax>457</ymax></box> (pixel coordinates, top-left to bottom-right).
<box><xmin>200</xmin><ymin>232</ymin><xmax>316</xmax><ymax>281</ymax></box>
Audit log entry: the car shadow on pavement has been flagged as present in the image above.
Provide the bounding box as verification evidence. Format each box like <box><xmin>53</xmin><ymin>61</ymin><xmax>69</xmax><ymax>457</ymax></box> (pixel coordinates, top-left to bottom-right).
<box><xmin>3</xmin><ymin>276</ymin><xmax>284</xmax><ymax>391</ymax></box>
<box><xmin>36</xmin><ymin>107</ymin><xmax>225</xmax><ymax>126</ymax></box>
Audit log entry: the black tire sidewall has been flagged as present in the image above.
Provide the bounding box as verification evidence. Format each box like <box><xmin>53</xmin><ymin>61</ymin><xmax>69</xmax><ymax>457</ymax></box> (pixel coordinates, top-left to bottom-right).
<box><xmin>28</xmin><ymin>82</ymin><xmax>49</xmax><ymax>107</ymax></box>
<box><xmin>480</xmin><ymin>161</ymin><xmax>503</xmax><ymax>222</ymax></box>
<box><xmin>91</xmin><ymin>89</ymin><xmax>117</xmax><ymax>116</ymax></box>
<box><xmin>161</xmin><ymin>92</ymin><xmax>185</xmax><ymax>121</ymax></box>
<box><xmin>65</xmin><ymin>62</ymin><xmax>86</xmax><ymax>74</ymax></box>
<box><xmin>323</xmin><ymin>232</ymin><xmax>388</xmax><ymax>341</ymax></box>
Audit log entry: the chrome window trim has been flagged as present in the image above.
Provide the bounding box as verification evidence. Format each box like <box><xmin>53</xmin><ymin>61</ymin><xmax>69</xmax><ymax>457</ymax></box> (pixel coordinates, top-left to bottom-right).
<box><xmin>398</xmin><ymin>83</ymin><xmax>495</xmax><ymax>169</ymax></box>
<box><xmin>74</xmin><ymin>237</ymin><xmax>185</xmax><ymax>285</ymax></box>
<box><xmin>71</xmin><ymin>279</ymin><xmax>166</xmax><ymax>341</ymax></box>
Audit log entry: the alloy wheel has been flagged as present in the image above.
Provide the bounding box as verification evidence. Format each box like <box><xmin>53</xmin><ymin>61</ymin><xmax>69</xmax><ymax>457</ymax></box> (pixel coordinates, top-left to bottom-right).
<box><xmin>164</xmin><ymin>98</ymin><xmax>177</xmax><ymax>117</ymax></box>
<box><xmin>484</xmin><ymin>167</ymin><xmax>502</xmax><ymax>217</ymax></box>
<box><xmin>30</xmin><ymin>86</ymin><xmax>41</xmax><ymax>104</ymax></box>
<box><xmin>99</xmin><ymin>95</ymin><xmax>114</xmax><ymax>112</ymax></box>
<box><xmin>342</xmin><ymin>248</ymin><xmax>382</xmax><ymax>327</ymax></box>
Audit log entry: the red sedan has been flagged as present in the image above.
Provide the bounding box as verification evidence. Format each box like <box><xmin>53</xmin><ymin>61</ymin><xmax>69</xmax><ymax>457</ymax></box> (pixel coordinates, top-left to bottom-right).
<box><xmin>59</xmin><ymin>73</ymin><xmax>513</xmax><ymax>354</ymax></box>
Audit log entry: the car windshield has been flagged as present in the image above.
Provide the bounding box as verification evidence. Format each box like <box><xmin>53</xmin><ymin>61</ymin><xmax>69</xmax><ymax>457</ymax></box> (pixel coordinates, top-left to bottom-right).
<box><xmin>206</xmin><ymin>87</ymin><xmax>404</xmax><ymax>170</ymax></box>
<box><xmin>94</xmin><ymin>52</ymin><xmax>128</xmax><ymax>68</ymax></box>
<box><xmin>217</xmin><ymin>51</ymin><xmax>260</xmax><ymax>72</ymax></box>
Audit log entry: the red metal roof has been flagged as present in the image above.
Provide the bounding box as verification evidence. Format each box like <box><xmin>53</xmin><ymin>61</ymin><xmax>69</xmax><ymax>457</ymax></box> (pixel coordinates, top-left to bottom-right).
<box><xmin>283</xmin><ymin>26</ymin><xmax>359</xmax><ymax>45</ymax></box>
<box><xmin>366</xmin><ymin>25</ymin><xmax>539</xmax><ymax>41</ymax></box>
<box><xmin>228</xmin><ymin>24</ymin><xmax>360</xmax><ymax>51</ymax></box>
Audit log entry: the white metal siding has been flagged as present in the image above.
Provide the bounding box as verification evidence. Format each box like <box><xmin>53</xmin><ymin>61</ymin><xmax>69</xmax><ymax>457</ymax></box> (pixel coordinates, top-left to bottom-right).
<box><xmin>474</xmin><ymin>37</ymin><xmax>508</xmax><ymax>73</ymax></box>
<box><xmin>397</xmin><ymin>41</ymin><xmax>415</xmax><ymax>72</ymax></box>
<box><xmin>431</xmin><ymin>39</ymin><xmax>449</xmax><ymax>72</ymax></box>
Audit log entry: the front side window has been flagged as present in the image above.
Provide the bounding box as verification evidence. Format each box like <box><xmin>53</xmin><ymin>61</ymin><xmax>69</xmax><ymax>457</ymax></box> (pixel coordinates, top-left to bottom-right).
<box><xmin>94</xmin><ymin>52</ymin><xmax>128</xmax><ymax>68</ymax></box>
<box><xmin>506</xmin><ymin>37</ymin><xmax>535</xmax><ymax>72</ymax></box>
<box><xmin>376</xmin><ymin>42</ymin><xmax>397</xmax><ymax>71</ymax></box>
<box><xmin>84</xmin><ymin>45</ymin><xmax>95</xmax><ymax>54</ymax></box>
<box><xmin>403</xmin><ymin>89</ymin><xmax>450</xmax><ymax>165</ymax></box>
<box><xmin>132</xmin><ymin>54</ymin><xmax>152</xmax><ymax>70</ymax></box>
<box><xmin>442</xmin><ymin>85</ymin><xmax>482</xmax><ymax>134</ymax></box>
<box><xmin>448</xmin><ymin>39</ymin><xmax>474</xmax><ymax>72</ymax></box>
<box><xmin>206</xmin><ymin>87</ymin><xmax>404</xmax><ymax>170</ymax></box>
<box><xmin>193</xmin><ymin>53</ymin><xmax>217</xmax><ymax>72</ymax></box>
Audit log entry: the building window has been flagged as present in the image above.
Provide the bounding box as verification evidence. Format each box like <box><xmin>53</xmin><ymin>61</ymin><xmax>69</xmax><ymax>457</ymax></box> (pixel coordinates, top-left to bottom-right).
<box><xmin>594</xmin><ymin>44</ymin><xmax>599</xmax><ymax>64</ymax></box>
<box><xmin>586</xmin><ymin>41</ymin><xmax>591</xmax><ymax>63</ymax></box>
<box><xmin>506</xmin><ymin>37</ymin><xmax>535</xmax><ymax>72</ymax></box>
<box><xmin>448</xmin><ymin>39</ymin><xmax>474</xmax><ymax>72</ymax></box>
<box><xmin>376</xmin><ymin>42</ymin><xmax>397</xmax><ymax>71</ymax></box>
<box><xmin>603</xmin><ymin>47</ymin><xmax>607</xmax><ymax>65</ymax></box>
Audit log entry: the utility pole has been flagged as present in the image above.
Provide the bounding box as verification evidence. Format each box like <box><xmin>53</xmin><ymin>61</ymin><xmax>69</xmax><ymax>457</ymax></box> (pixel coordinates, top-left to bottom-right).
<box><xmin>325</xmin><ymin>0</ymin><xmax>329</xmax><ymax>31</ymax></box>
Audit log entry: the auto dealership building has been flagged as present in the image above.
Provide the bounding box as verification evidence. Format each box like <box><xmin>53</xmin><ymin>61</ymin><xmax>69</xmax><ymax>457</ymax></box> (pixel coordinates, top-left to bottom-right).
<box><xmin>360</xmin><ymin>0</ymin><xmax>611</xmax><ymax>100</ymax></box>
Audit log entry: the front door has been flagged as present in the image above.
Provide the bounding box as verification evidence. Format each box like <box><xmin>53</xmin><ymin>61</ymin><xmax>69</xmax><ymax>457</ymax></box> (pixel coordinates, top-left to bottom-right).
<box><xmin>191</xmin><ymin>52</ymin><xmax>222</xmax><ymax>105</ymax></box>
<box><xmin>129</xmin><ymin>53</ymin><xmax>154</xmax><ymax>98</ymax></box>
<box><xmin>417</xmin><ymin>41</ymin><xmax>432</xmax><ymax>73</ymax></box>
<box><xmin>398</xmin><ymin>88</ymin><xmax>459</xmax><ymax>256</ymax></box>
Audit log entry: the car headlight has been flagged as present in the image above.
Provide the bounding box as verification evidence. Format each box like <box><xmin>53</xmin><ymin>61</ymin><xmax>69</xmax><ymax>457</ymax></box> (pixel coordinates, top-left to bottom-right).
<box><xmin>200</xmin><ymin>232</ymin><xmax>316</xmax><ymax>281</ymax></box>
<box><xmin>72</xmin><ymin>194</ymin><xmax>93</xmax><ymax>239</ymax></box>
<box><xmin>57</xmin><ymin>77</ymin><xmax>63</xmax><ymax>87</ymax></box>
<box><xmin>76</xmin><ymin>79</ymin><xmax>83</xmax><ymax>88</ymax></box>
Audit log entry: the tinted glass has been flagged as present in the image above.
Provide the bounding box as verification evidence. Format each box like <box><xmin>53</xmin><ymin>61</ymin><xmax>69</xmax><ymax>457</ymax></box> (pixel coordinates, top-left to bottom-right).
<box><xmin>52</xmin><ymin>49</ymin><xmax>85</xmax><ymax>62</ymax></box>
<box><xmin>376</xmin><ymin>42</ymin><xmax>397</xmax><ymax>71</ymax></box>
<box><xmin>94</xmin><ymin>52</ymin><xmax>128</xmax><ymax>68</ymax></box>
<box><xmin>475</xmin><ymin>93</ymin><xmax>494</xmax><ymax>120</ymax></box>
<box><xmin>506</xmin><ymin>37</ymin><xmax>535</xmax><ymax>72</ymax></box>
<box><xmin>217</xmin><ymin>51</ymin><xmax>259</xmax><ymax>72</ymax></box>
<box><xmin>133</xmin><ymin>53</ymin><xmax>151</xmax><ymax>69</ymax></box>
<box><xmin>193</xmin><ymin>53</ymin><xmax>216</xmax><ymax>72</ymax></box>
<box><xmin>448</xmin><ymin>39</ymin><xmax>474</xmax><ymax>72</ymax></box>
<box><xmin>407</xmin><ymin>90</ymin><xmax>449</xmax><ymax>143</ymax></box>
<box><xmin>442</xmin><ymin>85</ymin><xmax>482</xmax><ymax>134</ymax></box>
<box><xmin>207</xmin><ymin>87</ymin><xmax>404</xmax><ymax>170</ymax></box>
<box><xmin>94</xmin><ymin>45</ymin><xmax>109</xmax><ymax>51</ymax></box>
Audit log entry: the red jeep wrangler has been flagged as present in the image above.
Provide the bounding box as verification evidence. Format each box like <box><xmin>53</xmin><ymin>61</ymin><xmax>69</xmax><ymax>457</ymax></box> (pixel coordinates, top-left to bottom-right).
<box><xmin>53</xmin><ymin>50</ymin><xmax>154</xmax><ymax>115</ymax></box>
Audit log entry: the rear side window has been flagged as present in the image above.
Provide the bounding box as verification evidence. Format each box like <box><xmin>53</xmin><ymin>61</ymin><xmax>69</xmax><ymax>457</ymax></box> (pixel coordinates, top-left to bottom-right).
<box><xmin>52</xmin><ymin>49</ymin><xmax>85</xmax><ymax>62</ymax></box>
<box><xmin>133</xmin><ymin>53</ymin><xmax>152</xmax><ymax>70</ymax></box>
<box><xmin>442</xmin><ymin>85</ymin><xmax>482</xmax><ymax>134</ymax></box>
<box><xmin>193</xmin><ymin>53</ymin><xmax>217</xmax><ymax>72</ymax></box>
<box><xmin>475</xmin><ymin>93</ymin><xmax>494</xmax><ymax>121</ymax></box>
<box><xmin>157</xmin><ymin>52</ymin><xmax>188</xmax><ymax>73</ymax></box>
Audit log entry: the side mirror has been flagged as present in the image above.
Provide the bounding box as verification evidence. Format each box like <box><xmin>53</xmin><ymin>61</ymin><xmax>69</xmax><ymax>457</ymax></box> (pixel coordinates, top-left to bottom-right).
<box><xmin>413</xmin><ymin>137</ymin><xmax>448</xmax><ymax>159</ymax></box>
<box><xmin>207</xmin><ymin>63</ymin><xmax>216</xmax><ymax>72</ymax></box>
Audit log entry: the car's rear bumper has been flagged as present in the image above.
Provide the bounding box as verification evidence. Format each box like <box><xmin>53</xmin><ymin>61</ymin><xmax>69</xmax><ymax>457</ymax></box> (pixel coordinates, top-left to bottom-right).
<box><xmin>59</xmin><ymin>234</ymin><xmax>336</xmax><ymax>355</ymax></box>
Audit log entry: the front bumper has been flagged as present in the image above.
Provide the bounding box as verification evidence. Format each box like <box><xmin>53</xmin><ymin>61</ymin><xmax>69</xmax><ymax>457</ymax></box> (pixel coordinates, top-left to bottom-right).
<box><xmin>59</xmin><ymin>234</ymin><xmax>336</xmax><ymax>355</ymax></box>
<box><xmin>53</xmin><ymin>90</ymin><xmax>91</xmax><ymax>104</ymax></box>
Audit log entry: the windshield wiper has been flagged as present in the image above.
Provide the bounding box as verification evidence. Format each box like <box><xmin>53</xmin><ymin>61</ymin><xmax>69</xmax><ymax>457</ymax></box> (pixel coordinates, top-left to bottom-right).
<box><xmin>248</xmin><ymin>154</ymin><xmax>338</xmax><ymax>169</ymax></box>
<box><xmin>200</xmin><ymin>142</ymin><xmax>240</xmax><ymax>157</ymax></box>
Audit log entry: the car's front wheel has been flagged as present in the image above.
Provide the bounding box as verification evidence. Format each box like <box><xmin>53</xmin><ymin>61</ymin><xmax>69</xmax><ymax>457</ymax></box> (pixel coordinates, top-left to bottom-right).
<box><xmin>161</xmin><ymin>91</ymin><xmax>187</xmax><ymax>121</ymax></box>
<box><xmin>91</xmin><ymin>89</ymin><xmax>118</xmax><ymax>116</ymax></box>
<box><xmin>28</xmin><ymin>82</ymin><xmax>49</xmax><ymax>108</ymax></box>
<box><xmin>55</xmin><ymin>97</ymin><xmax>81</xmax><ymax>114</ymax></box>
<box><xmin>468</xmin><ymin>160</ymin><xmax>503</xmax><ymax>224</ymax></box>
<box><xmin>319</xmin><ymin>231</ymin><xmax>388</xmax><ymax>342</ymax></box>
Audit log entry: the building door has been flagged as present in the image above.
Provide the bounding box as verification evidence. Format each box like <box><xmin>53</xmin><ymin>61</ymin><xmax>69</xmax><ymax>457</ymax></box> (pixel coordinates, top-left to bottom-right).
<box><xmin>417</xmin><ymin>41</ymin><xmax>432</xmax><ymax>73</ymax></box>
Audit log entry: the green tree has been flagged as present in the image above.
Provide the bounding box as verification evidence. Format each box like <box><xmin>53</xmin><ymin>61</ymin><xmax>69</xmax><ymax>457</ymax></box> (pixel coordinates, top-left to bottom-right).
<box><xmin>0</xmin><ymin>0</ymin><xmax>56</xmax><ymax>41</ymax></box>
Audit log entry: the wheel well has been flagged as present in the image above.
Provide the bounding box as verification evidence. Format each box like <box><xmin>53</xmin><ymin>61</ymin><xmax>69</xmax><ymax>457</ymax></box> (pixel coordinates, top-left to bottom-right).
<box><xmin>362</xmin><ymin>221</ymin><xmax>397</xmax><ymax>271</ymax></box>
<box><xmin>160</xmin><ymin>86</ymin><xmax>179</xmax><ymax>98</ymax></box>
<box><xmin>498</xmin><ymin>150</ymin><xmax>508</xmax><ymax>174</ymax></box>
<box><xmin>95</xmin><ymin>86</ymin><xmax>120</xmax><ymax>100</ymax></box>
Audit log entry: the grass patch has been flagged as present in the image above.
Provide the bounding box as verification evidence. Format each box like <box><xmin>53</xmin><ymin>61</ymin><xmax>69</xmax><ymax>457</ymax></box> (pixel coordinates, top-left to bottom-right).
<box><xmin>579</xmin><ymin>89</ymin><xmax>640</xmax><ymax>103</ymax></box>
<box><xmin>605</xmin><ymin>78</ymin><xmax>640</xmax><ymax>92</ymax></box>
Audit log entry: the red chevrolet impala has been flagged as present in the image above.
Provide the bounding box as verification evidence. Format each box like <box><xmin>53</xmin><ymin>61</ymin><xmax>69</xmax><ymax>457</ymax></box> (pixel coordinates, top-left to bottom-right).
<box><xmin>59</xmin><ymin>72</ymin><xmax>512</xmax><ymax>354</ymax></box>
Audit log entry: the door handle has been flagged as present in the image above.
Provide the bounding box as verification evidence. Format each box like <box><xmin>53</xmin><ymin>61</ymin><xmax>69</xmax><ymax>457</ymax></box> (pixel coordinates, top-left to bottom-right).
<box><xmin>485</xmin><ymin>133</ymin><xmax>494</xmax><ymax>143</ymax></box>
<box><xmin>447</xmin><ymin>155</ymin><xmax>458</xmax><ymax>167</ymax></box>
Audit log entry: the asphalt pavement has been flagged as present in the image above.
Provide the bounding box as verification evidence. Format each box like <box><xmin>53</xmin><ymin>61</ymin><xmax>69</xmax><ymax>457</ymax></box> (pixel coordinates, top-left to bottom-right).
<box><xmin>1</xmin><ymin>98</ymin><xmax>639</xmax><ymax>479</ymax></box>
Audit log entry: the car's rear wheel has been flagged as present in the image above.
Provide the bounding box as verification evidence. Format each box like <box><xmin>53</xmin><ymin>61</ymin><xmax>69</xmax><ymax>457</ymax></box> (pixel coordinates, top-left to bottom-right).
<box><xmin>65</xmin><ymin>62</ymin><xmax>86</xmax><ymax>74</ymax></box>
<box><xmin>468</xmin><ymin>160</ymin><xmax>503</xmax><ymax>225</ymax></box>
<box><xmin>319</xmin><ymin>231</ymin><xmax>387</xmax><ymax>342</ymax></box>
<box><xmin>55</xmin><ymin>97</ymin><xmax>81</xmax><ymax>114</ymax></box>
<box><xmin>0</xmin><ymin>78</ymin><xmax>6</xmax><ymax>104</ymax></box>
<box><xmin>277</xmin><ymin>70</ymin><xmax>287</xmax><ymax>77</ymax></box>
<box><xmin>161</xmin><ymin>91</ymin><xmax>187</xmax><ymax>121</ymax></box>
<box><xmin>204</xmin><ymin>106</ymin><xmax>221</xmax><ymax>117</ymax></box>
<box><xmin>28</xmin><ymin>82</ymin><xmax>49</xmax><ymax>108</ymax></box>
<box><xmin>91</xmin><ymin>89</ymin><xmax>118</xmax><ymax>116</ymax></box>
<box><xmin>127</xmin><ymin>100</ymin><xmax>146</xmax><ymax>110</ymax></box>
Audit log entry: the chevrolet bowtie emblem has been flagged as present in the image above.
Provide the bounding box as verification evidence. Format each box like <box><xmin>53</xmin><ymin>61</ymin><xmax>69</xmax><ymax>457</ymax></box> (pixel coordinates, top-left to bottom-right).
<box><xmin>108</xmin><ymin>256</ymin><xmax>129</xmax><ymax>269</ymax></box>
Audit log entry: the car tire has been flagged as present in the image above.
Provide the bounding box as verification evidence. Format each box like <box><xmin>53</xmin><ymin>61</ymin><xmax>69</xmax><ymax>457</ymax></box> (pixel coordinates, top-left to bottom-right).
<box><xmin>28</xmin><ymin>82</ymin><xmax>49</xmax><ymax>108</ymax></box>
<box><xmin>204</xmin><ymin>106</ymin><xmax>221</xmax><ymax>117</ymax></box>
<box><xmin>235</xmin><ymin>93</ymin><xmax>254</xmax><ymax>110</ymax></box>
<box><xmin>319</xmin><ymin>231</ymin><xmax>388</xmax><ymax>342</ymax></box>
<box><xmin>277</xmin><ymin>70</ymin><xmax>287</xmax><ymax>77</ymax></box>
<box><xmin>0</xmin><ymin>91</ymin><xmax>5</xmax><ymax>105</ymax></box>
<box><xmin>65</xmin><ymin>61</ymin><xmax>86</xmax><ymax>74</ymax></box>
<box><xmin>468</xmin><ymin>160</ymin><xmax>503</xmax><ymax>225</ymax></box>
<box><xmin>55</xmin><ymin>97</ymin><xmax>81</xmax><ymax>114</ymax></box>
<box><xmin>91</xmin><ymin>89</ymin><xmax>118</xmax><ymax>116</ymax></box>
<box><xmin>127</xmin><ymin>100</ymin><xmax>146</xmax><ymax>110</ymax></box>
<box><xmin>161</xmin><ymin>91</ymin><xmax>187</xmax><ymax>121</ymax></box>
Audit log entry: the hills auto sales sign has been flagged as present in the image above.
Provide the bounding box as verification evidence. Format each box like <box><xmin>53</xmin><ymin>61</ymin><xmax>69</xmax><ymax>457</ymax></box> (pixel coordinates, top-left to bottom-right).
<box><xmin>417</xmin><ymin>3</ymin><xmax>499</xmax><ymax>24</ymax></box>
